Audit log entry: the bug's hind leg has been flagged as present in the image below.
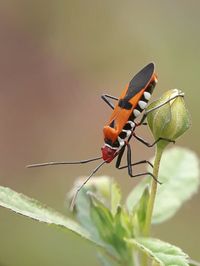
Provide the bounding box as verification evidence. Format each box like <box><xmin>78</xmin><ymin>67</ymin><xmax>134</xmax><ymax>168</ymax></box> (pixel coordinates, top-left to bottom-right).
<box><xmin>128</xmin><ymin>171</ymin><xmax>161</xmax><ymax>184</ymax></box>
<box><xmin>116</xmin><ymin>145</ymin><xmax>153</xmax><ymax>169</ymax></box>
<box><xmin>116</xmin><ymin>143</ymin><xmax>158</xmax><ymax>181</ymax></box>
<box><xmin>117</xmin><ymin>159</ymin><xmax>153</xmax><ymax>170</ymax></box>
<box><xmin>117</xmin><ymin>143</ymin><xmax>161</xmax><ymax>184</ymax></box>
<box><xmin>101</xmin><ymin>94</ymin><xmax>119</xmax><ymax>109</ymax></box>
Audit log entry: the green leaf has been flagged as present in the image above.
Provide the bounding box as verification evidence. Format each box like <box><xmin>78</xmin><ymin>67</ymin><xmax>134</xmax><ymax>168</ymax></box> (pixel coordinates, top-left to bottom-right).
<box><xmin>97</xmin><ymin>252</ymin><xmax>119</xmax><ymax>266</ymax></box>
<box><xmin>132</xmin><ymin>185</ymin><xmax>150</xmax><ymax>235</ymax></box>
<box><xmin>90</xmin><ymin>195</ymin><xmax>133</xmax><ymax>264</ymax></box>
<box><xmin>126</xmin><ymin>147</ymin><xmax>200</xmax><ymax>224</ymax></box>
<box><xmin>72</xmin><ymin>176</ymin><xmax>120</xmax><ymax>212</ymax></box>
<box><xmin>110</xmin><ymin>182</ymin><xmax>121</xmax><ymax>216</ymax></box>
<box><xmin>188</xmin><ymin>259</ymin><xmax>200</xmax><ymax>266</ymax></box>
<box><xmin>126</xmin><ymin>237</ymin><xmax>189</xmax><ymax>266</ymax></box>
<box><xmin>126</xmin><ymin>179</ymin><xmax>149</xmax><ymax>213</ymax></box>
<box><xmin>114</xmin><ymin>206</ymin><xmax>132</xmax><ymax>241</ymax></box>
<box><xmin>71</xmin><ymin>177</ymin><xmax>121</xmax><ymax>246</ymax></box>
<box><xmin>74</xmin><ymin>188</ymin><xmax>103</xmax><ymax>244</ymax></box>
<box><xmin>152</xmin><ymin>147</ymin><xmax>200</xmax><ymax>223</ymax></box>
<box><xmin>0</xmin><ymin>186</ymin><xmax>106</xmax><ymax>248</ymax></box>
<box><xmin>70</xmin><ymin>177</ymin><xmax>122</xmax><ymax>259</ymax></box>
<box><xmin>90</xmin><ymin>194</ymin><xmax>115</xmax><ymax>245</ymax></box>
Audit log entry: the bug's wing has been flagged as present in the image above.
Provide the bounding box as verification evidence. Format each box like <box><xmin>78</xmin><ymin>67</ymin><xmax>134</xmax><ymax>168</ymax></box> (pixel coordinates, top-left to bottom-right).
<box><xmin>124</xmin><ymin>62</ymin><xmax>155</xmax><ymax>101</ymax></box>
<box><xmin>103</xmin><ymin>63</ymin><xmax>156</xmax><ymax>143</ymax></box>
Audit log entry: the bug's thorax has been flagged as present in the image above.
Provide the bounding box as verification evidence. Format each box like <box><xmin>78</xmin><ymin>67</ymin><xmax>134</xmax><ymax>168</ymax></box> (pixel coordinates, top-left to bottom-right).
<box><xmin>102</xmin><ymin>120</ymin><xmax>136</xmax><ymax>162</ymax></box>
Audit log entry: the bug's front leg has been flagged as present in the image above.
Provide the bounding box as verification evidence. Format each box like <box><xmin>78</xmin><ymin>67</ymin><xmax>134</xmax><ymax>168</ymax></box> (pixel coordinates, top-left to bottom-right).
<box><xmin>126</xmin><ymin>143</ymin><xmax>161</xmax><ymax>183</ymax></box>
<box><xmin>133</xmin><ymin>133</ymin><xmax>175</xmax><ymax>147</ymax></box>
<box><xmin>115</xmin><ymin>145</ymin><xmax>126</xmax><ymax>168</ymax></box>
<box><xmin>101</xmin><ymin>94</ymin><xmax>118</xmax><ymax>109</ymax></box>
<box><xmin>115</xmin><ymin>143</ymin><xmax>153</xmax><ymax>171</ymax></box>
<box><xmin>136</xmin><ymin>92</ymin><xmax>184</xmax><ymax>125</ymax></box>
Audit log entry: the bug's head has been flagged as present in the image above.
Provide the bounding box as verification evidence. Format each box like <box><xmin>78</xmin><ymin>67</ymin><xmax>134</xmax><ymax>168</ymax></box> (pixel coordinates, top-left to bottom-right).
<box><xmin>101</xmin><ymin>145</ymin><xmax>118</xmax><ymax>163</ymax></box>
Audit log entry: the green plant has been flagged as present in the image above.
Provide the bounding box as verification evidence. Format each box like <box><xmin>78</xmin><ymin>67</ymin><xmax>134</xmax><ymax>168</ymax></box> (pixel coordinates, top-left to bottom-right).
<box><xmin>0</xmin><ymin>89</ymin><xmax>199</xmax><ymax>266</ymax></box>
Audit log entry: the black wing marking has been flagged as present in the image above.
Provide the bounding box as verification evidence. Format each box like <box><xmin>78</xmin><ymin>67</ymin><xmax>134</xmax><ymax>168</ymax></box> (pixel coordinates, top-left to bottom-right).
<box><xmin>123</xmin><ymin>62</ymin><xmax>155</xmax><ymax>101</ymax></box>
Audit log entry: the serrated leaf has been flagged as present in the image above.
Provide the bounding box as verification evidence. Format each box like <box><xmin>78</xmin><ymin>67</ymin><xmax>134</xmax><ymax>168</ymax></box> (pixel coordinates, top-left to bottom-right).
<box><xmin>0</xmin><ymin>186</ymin><xmax>107</xmax><ymax>248</ymax></box>
<box><xmin>126</xmin><ymin>237</ymin><xmax>189</xmax><ymax>266</ymax></box>
<box><xmin>70</xmin><ymin>177</ymin><xmax>121</xmax><ymax>259</ymax></box>
<box><xmin>74</xmin><ymin>188</ymin><xmax>102</xmax><ymax>243</ymax></box>
<box><xmin>114</xmin><ymin>206</ymin><xmax>134</xmax><ymax>244</ymax></box>
<box><xmin>90</xmin><ymin>194</ymin><xmax>115</xmax><ymax>245</ymax></box>
<box><xmin>117</xmin><ymin>206</ymin><xmax>134</xmax><ymax>239</ymax></box>
<box><xmin>90</xmin><ymin>195</ymin><xmax>133</xmax><ymax>264</ymax></box>
<box><xmin>69</xmin><ymin>176</ymin><xmax>115</xmax><ymax>244</ymax></box>
<box><xmin>126</xmin><ymin>147</ymin><xmax>200</xmax><ymax>224</ymax></box>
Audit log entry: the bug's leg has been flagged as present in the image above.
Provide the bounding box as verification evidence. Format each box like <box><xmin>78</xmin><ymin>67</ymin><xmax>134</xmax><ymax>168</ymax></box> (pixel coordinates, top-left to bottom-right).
<box><xmin>117</xmin><ymin>160</ymin><xmax>153</xmax><ymax>169</ymax></box>
<box><xmin>126</xmin><ymin>143</ymin><xmax>161</xmax><ymax>184</ymax></box>
<box><xmin>115</xmin><ymin>145</ymin><xmax>126</xmax><ymax>168</ymax></box>
<box><xmin>141</xmin><ymin>122</ymin><xmax>148</xmax><ymax>126</ymax></box>
<box><xmin>136</xmin><ymin>92</ymin><xmax>184</xmax><ymax>125</ymax></box>
<box><xmin>133</xmin><ymin>133</ymin><xmax>175</xmax><ymax>147</ymax></box>
<box><xmin>101</xmin><ymin>94</ymin><xmax>119</xmax><ymax>109</ymax></box>
<box><xmin>116</xmin><ymin>143</ymin><xmax>153</xmax><ymax>170</ymax></box>
<box><xmin>128</xmin><ymin>171</ymin><xmax>161</xmax><ymax>184</ymax></box>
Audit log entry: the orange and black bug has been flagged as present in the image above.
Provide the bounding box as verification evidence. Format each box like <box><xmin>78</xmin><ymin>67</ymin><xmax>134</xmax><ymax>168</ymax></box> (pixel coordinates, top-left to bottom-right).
<box><xmin>27</xmin><ymin>63</ymin><xmax>179</xmax><ymax>209</ymax></box>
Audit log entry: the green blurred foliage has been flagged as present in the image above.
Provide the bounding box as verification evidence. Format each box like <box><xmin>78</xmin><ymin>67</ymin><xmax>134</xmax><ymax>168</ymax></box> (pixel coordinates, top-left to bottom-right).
<box><xmin>0</xmin><ymin>1</ymin><xmax>199</xmax><ymax>265</ymax></box>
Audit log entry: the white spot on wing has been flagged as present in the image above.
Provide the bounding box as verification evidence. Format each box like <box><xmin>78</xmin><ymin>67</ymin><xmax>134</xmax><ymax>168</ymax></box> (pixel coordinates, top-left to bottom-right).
<box><xmin>133</xmin><ymin>109</ymin><xmax>141</xmax><ymax>117</ymax></box>
<box><xmin>144</xmin><ymin>91</ymin><xmax>151</xmax><ymax>100</ymax></box>
<box><xmin>138</xmin><ymin>100</ymin><xmax>147</xmax><ymax>109</ymax></box>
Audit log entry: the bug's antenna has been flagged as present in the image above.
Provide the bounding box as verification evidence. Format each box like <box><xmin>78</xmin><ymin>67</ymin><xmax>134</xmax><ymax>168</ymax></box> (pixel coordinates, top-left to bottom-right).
<box><xmin>26</xmin><ymin>156</ymin><xmax>102</xmax><ymax>168</ymax></box>
<box><xmin>146</xmin><ymin>92</ymin><xmax>184</xmax><ymax>115</ymax></box>
<box><xmin>70</xmin><ymin>160</ymin><xmax>106</xmax><ymax>211</ymax></box>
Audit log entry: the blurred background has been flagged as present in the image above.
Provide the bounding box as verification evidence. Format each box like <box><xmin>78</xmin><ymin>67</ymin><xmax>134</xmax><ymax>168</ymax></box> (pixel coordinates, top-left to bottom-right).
<box><xmin>0</xmin><ymin>1</ymin><xmax>199</xmax><ymax>265</ymax></box>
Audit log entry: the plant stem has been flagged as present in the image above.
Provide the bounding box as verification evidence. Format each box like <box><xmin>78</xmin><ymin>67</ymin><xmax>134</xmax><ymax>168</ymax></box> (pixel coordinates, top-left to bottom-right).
<box><xmin>144</xmin><ymin>147</ymin><xmax>163</xmax><ymax>236</ymax></box>
<box><xmin>141</xmin><ymin>146</ymin><xmax>163</xmax><ymax>266</ymax></box>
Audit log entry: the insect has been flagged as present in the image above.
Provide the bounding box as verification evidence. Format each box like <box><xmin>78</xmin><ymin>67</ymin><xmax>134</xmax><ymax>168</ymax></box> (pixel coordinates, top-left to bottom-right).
<box><xmin>27</xmin><ymin>62</ymin><xmax>181</xmax><ymax>209</ymax></box>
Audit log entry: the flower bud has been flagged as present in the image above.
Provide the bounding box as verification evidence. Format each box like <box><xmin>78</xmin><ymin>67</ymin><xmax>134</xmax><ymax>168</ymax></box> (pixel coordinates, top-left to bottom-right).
<box><xmin>146</xmin><ymin>89</ymin><xmax>191</xmax><ymax>149</ymax></box>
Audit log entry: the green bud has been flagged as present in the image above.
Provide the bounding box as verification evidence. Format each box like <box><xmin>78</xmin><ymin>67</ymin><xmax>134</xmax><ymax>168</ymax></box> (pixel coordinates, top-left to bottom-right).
<box><xmin>146</xmin><ymin>89</ymin><xmax>191</xmax><ymax>150</ymax></box>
